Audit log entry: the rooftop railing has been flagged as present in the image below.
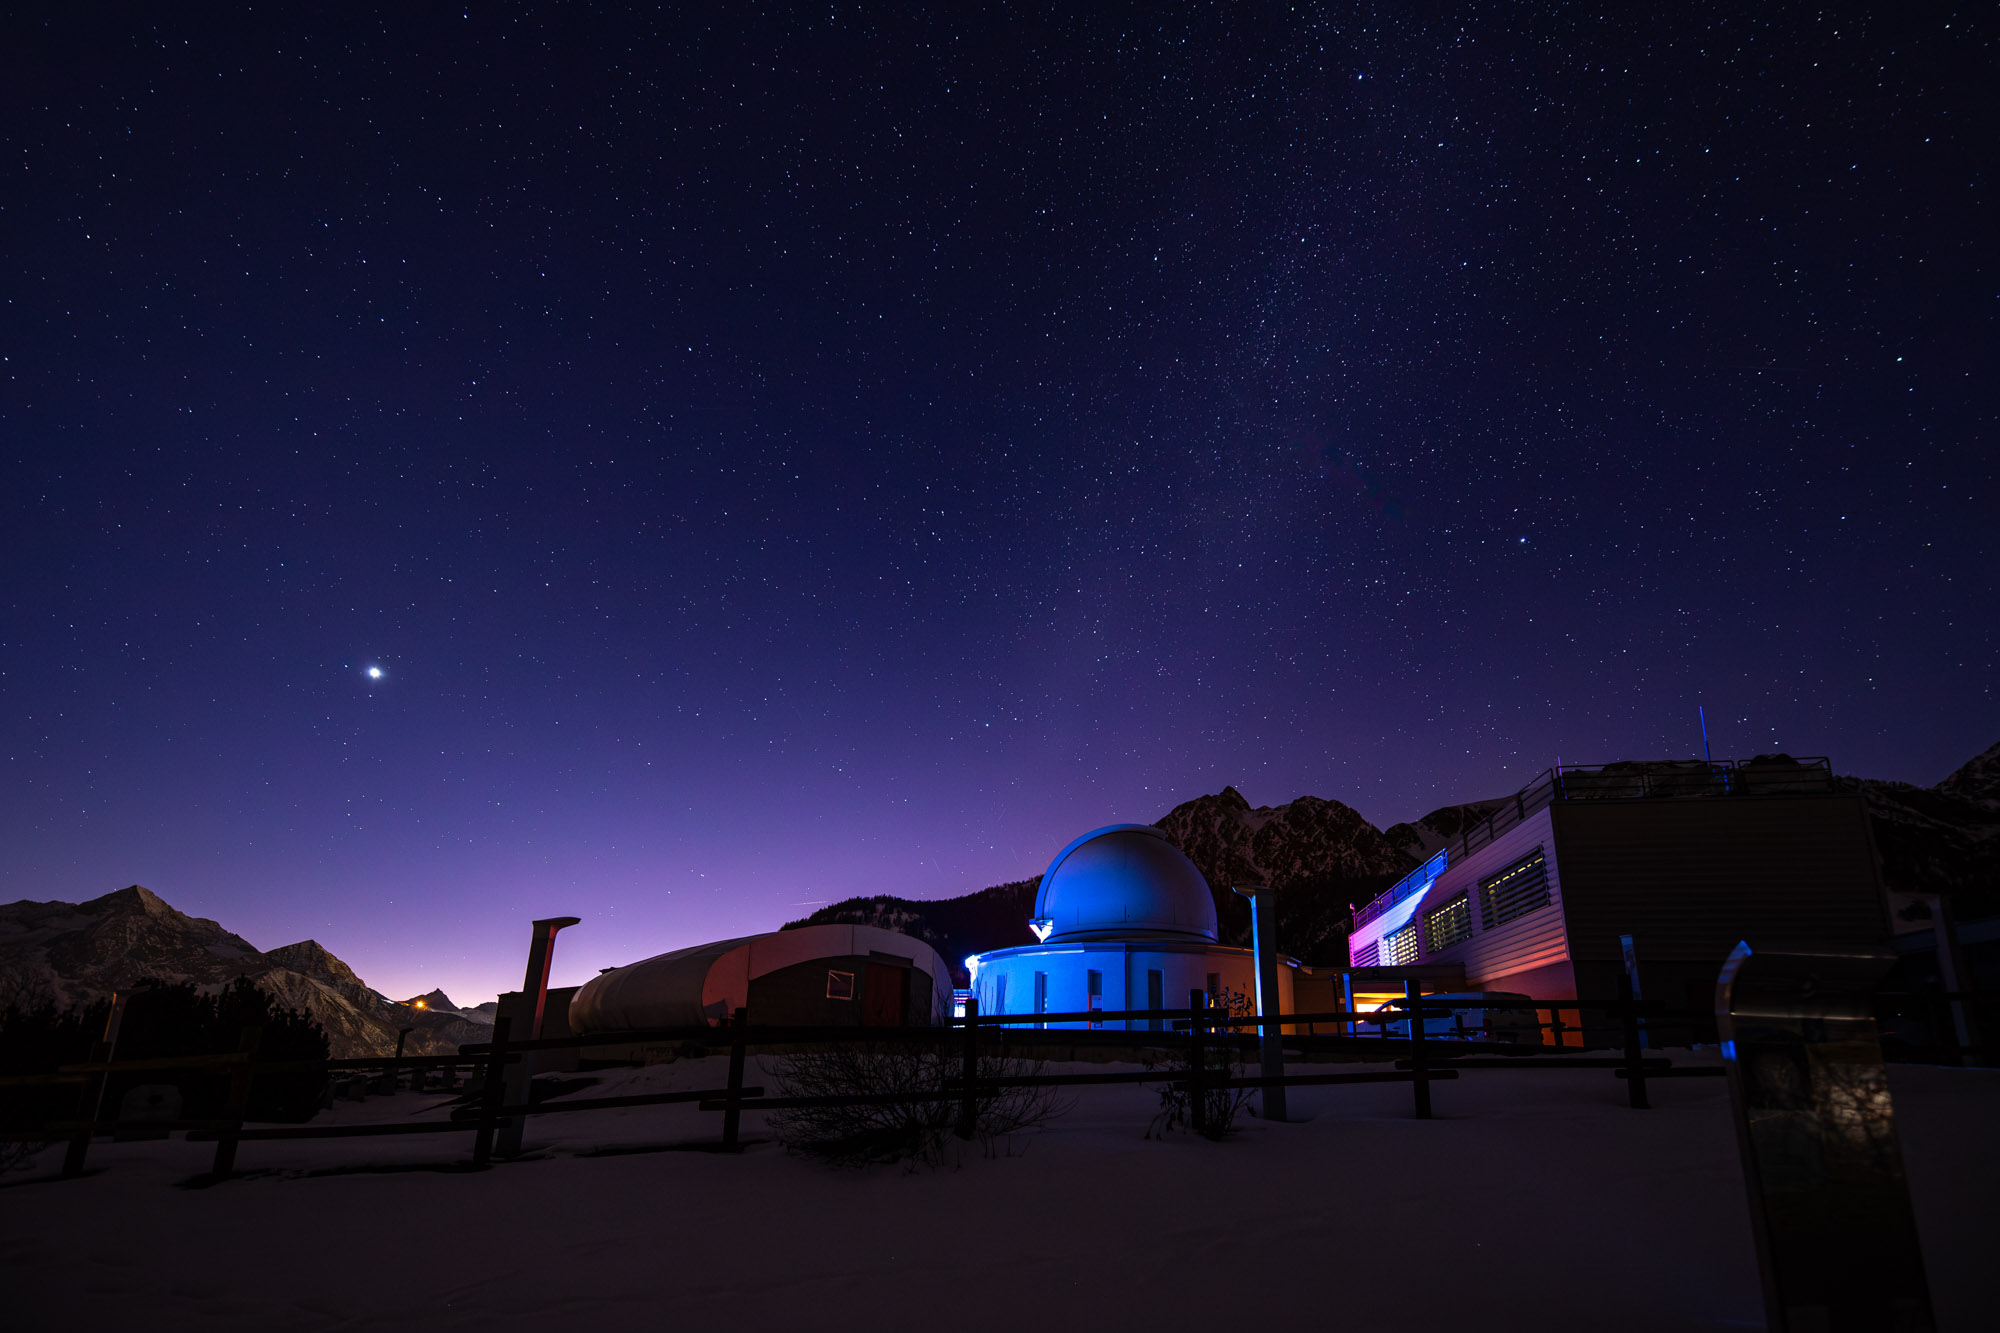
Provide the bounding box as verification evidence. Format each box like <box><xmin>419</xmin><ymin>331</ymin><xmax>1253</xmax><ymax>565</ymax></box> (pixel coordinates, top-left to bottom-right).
<box><xmin>1353</xmin><ymin>756</ymin><xmax>1835</xmax><ymax>925</ymax></box>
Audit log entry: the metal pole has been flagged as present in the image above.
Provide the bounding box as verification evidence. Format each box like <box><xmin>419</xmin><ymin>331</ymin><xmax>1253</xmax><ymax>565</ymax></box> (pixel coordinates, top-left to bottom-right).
<box><xmin>520</xmin><ymin>916</ymin><xmax>581</xmax><ymax>1041</ymax></box>
<box><xmin>1619</xmin><ymin>933</ymin><xmax>1651</xmax><ymax>1049</ymax></box>
<box><xmin>1232</xmin><ymin>885</ymin><xmax>1287</xmax><ymax>1122</ymax></box>
<box><xmin>1919</xmin><ymin>893</ymin><xmax>1980</xmax><ymax>1058</ymax></box>
<box><xmin>496</xmin><ymin>916</ymin><xmax>579</xmax><ymax>1157</ymax></box>
<box><xmin>1187</xmin><ymin>989</ymin><xmax>1208</xmax><ymax>1137</ymax></box>
<box><xmin>1618</xmin><ymin>973</ymin><xmax>1649</xmax><ymax>1110</ymax></box>
<box><xmin>956</xmin><ymin>997</ymin><xmax>979</xmax><ymax>1139</ymax></box>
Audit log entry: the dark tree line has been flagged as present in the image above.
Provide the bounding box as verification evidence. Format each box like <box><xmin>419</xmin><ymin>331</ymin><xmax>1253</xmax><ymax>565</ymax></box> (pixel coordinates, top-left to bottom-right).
<box><xmin>0</xmin><ymin>977</ymin><xmax>329</xmax><ymax>1130</ymax></box>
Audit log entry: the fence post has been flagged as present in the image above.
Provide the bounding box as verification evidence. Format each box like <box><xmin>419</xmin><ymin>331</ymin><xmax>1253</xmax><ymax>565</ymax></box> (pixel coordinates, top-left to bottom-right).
<box><xmin>956</xmin><ymin>997</ymin><xmax>979</xmax><ymax>1139</ymax></box>
<box><xmin>1548</xmin><ymin>1007</ymin><xmax>1568</xmax><ymax>1048</ymax></box>
<box><xmin>1406</xmin><ymin>981</ymin><xmax>1431</xmax><ymax>1120</ymax></box>
<box><xmin>1187</xmin><ymin>989</ymin><xmax>1208</xmax><ymax>1136</ymax></box>
<box><xmin>722</xmin><ymin>1006</ymin><xmax>748</xmax><ymax>1151</ymax></box>
<box><xmin>471</xmin><ymin>1016</ymin><xmax>511</xmax><ymax>1167</ymax></box>
<box><xmin>1619</xmin><ymin>975</ymin><xmax>1650</xmax><ymax>1110</ymax></box>
<box><xmin>210</xmin><ymin>1027</ymin><xmax>263</xmax><ymax>1181</ymax></box>
<box><xmin>61</xmin><ymin>1042</ymin><xmax>113</xmax><ymax>1179</ymax></box>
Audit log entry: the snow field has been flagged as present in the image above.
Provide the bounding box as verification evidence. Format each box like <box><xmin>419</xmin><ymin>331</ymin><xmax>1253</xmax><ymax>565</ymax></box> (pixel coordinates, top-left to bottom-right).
<box><xmin>2</xmin><ymin>1055</ymin><xmax>1993</xmax><ymax>1332</ymax></box>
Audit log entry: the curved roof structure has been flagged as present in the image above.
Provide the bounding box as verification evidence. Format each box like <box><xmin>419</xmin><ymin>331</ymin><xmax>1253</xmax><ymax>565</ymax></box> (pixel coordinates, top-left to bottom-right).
<box><xmin>567</xmin><ymin>922</ymin><xmax>954</xmax><ymax>1033</ymax></box>
<box><xmin>1031</xmin><ymin>823</ymin><xmax>1218</xmax><ymax>943</ymax></box>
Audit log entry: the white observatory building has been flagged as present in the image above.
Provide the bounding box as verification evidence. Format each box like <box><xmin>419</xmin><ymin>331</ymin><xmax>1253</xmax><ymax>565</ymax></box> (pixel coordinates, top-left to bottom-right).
<box><xmin>967</xmin><ymin>824</ymin><xmax>1294</xmax><ymax>1028</ymax></box>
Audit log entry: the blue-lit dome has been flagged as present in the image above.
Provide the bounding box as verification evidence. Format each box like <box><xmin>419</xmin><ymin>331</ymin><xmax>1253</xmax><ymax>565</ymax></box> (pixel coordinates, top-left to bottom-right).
<box><xmin>1032</xmin><ymin>824</ymin><xmax>1218</xmax><ymax>943</ymax></box>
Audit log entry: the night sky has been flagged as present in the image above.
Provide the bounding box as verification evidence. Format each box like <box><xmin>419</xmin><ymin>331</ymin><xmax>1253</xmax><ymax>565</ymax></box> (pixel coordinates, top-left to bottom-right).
<box><xmin>4</xmin><ymin>5</ymin><xmax>1993</xmax><ymax>1004</ymax></box>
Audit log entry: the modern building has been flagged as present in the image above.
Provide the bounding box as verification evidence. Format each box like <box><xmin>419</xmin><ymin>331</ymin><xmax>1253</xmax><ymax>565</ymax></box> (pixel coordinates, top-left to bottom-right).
<box><xmin>567</xmin><ymin>922</ymin><xmax>955</xmax><ymax>1032</ymax></box>
<box><xmin>967</xmin><ymin>823</ymin><xmax>1294</xmax><ymax>1029</ymax></box>
<box><xmin>1341</xmin><ymin>756</ymin><xmax>1891</xmax><ymax>1037</ymax></box>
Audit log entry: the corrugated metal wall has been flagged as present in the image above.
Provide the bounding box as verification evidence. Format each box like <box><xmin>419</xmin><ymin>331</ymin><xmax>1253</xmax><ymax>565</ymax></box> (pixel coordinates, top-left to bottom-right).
<box><xmin>1552</xmin><ymin>794</ymin><xmax>1887</xmax><ymax>969</ymax></box>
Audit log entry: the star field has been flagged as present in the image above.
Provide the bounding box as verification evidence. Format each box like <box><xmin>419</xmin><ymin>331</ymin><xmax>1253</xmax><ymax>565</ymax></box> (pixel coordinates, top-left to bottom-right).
<box><xmin>3</xmin><ymin>5</ymin><xmax>1992</xmax><ymax>1002</ymax></box>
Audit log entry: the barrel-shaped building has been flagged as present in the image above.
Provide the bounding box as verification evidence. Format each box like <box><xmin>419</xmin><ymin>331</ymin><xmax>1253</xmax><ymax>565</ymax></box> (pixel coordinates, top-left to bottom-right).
<box><xmin>568</xmin><ymin>922</ymin><xmax>955</xmax><ymax>1032</ymax></box>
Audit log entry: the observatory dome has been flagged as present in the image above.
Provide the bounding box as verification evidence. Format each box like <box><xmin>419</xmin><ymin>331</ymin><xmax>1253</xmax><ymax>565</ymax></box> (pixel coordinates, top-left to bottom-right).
<box><xmin>1032</xmin><ymin>824</ymin><xmax>1218</xmax><ymax>943</ymax></box>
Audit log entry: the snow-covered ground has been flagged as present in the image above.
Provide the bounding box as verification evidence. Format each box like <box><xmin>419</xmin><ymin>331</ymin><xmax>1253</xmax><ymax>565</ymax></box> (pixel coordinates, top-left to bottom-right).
<box><xmin>3</xmin><ymin>1054</ymin><xmax>1993</xmax><ymax>1331</ymax></box>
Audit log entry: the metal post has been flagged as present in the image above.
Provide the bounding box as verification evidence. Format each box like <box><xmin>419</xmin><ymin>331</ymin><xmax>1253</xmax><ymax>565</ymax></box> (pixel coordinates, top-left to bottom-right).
<box><xmin>1187</xmin><ymin>989</ymin><xmax>1208</xmax><ymax>1137</ymax></box>
<box><xmin>1406</xmin><ymin>980</ymin><xmax>1431</xmax><ymax>1120</ymax></box>
<box><xmin>496</xmin><ymin>916</ymin><xmax>579</xmax><ymax>1157</ymax></box>
<box><xmin>956</xmin><ymin>997</ymin><xmax>979</xmax><ymax>1139</ymax></box>
<box><xmin>1920</xmin><ymin>893</ymin><xmax>1980</xmax><ymax>1059</ymax></box>
<box><xmin>722</xmin><ymin>1007</ymin><xmax>748</xmax><ymax>1151</ymax></box>
<box><xmin>1619</xmin><ymin>973</ymin><xmax>1649</xmax><ymax>1110</ymax></box>
<box><xmin>1232</xmin><ymin>885</ymin><xmax>1287</xmax><ymax>1123</ymax></box>
<box><xmin>471</xmin><ymin>1016</ymin><xmax>511</xmax><ymax>1167</ymax></box>
<box><xmin>210</xmin><ymin>1027</ymin><xmax>262</xmax><ymax>1181</ymax></box>
<box><xmin>1619</xmin><ymin>933</ymin><xmax>1652</xmax><ymax>1049</ymax></box>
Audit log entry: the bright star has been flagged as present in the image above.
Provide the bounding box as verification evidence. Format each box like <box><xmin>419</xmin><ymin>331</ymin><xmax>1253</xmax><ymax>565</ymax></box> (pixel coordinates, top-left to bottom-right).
<box><xmin>366</xmin><ymin>666</ymin><xmax>384</xmax><ymax>680</ymax></box>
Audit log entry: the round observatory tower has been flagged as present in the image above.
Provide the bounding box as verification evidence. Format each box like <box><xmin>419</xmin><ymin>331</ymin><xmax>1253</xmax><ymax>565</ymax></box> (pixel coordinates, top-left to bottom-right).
<box><xmin>967</xmin><ymin>824</ymin><xmax>1291</xmax><ymax>1029</ymax></box>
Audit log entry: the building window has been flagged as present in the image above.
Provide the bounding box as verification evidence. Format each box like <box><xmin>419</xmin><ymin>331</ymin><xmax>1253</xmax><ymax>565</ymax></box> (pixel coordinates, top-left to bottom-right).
<box><xmin>1425</xmin><ymin>894</ymin><xmax>1473</xmax><ymax>953</ymax></box>
<box><xmin>1086</xmin><ymin>969</ymin><xmax>1103</xmax><ymax>1029</ymax></box>
<box><xmin>826</xmin><ymin>970</ymin><xmax>854</xmax><ymax>1001</ymax></box>
<box><xmin>1147</xmin><ymin>969</ymin><xmax>1164</xmax><ymax>1031</ymax></box>
<box><xmin>1206</xmin><ymin>973</ymin><xmax>1222</xmax><ymax>1008</ymax></box>
<box><xmin>1033</xmin><ymin>971</ymin><xmax>1048</xmax><ymax>1029</ymax></box>
<box><xmin>1385</xmin><ymin>923</ymin><xmax>1420</xmax><ymax>967</ymax></box>
<box><xmin>1480</xmin><ymin>847</ymin><xmax>1550</xmax><ymax>929</ymax></box>
<box><xmin>994</xmin><ymin>973</ymin><xmax>1007</xmax><ymax>1014</ymax></box>
<box><xmin>1351</xmin><ymin>940</ymin><xmax>1380</xmax><ymax>968</ymax></box>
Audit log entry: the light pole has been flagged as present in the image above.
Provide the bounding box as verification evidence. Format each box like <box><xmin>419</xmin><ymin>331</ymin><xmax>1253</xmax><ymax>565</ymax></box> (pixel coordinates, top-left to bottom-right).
<box><xmin>1231</xmin><ymin>885</ymin><xmax>1288</xmax><ymax>1122</ymax></box>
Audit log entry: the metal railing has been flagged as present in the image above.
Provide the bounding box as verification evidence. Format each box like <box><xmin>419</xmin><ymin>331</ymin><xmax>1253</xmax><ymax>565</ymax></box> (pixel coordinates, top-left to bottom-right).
<box><xmin>1353</xmin><ymin>848</ymin><xmax>1448</xmax><ymax>928</ymax></box>
<box><xmin>1353</xmin><ymin>756</ymin><xmax>1837</xmax><ymax>923</ymax></box>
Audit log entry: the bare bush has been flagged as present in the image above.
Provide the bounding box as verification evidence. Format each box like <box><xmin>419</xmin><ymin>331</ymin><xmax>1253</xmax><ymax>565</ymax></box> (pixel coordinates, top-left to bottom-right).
<box><xmin>1146</xmin><ymin>987</ymin><xmax>1256</xmax><ymax>1141</ymax></box>
<box><xmin>768</xmin><ymin>1040</ymin><xmax>1066</xmax><ymax>1168</ymax></box>
<box><xmin>1</xmin><ymin>1137</ymin><xmax>51</xmax><ymax>1173</ymax></box>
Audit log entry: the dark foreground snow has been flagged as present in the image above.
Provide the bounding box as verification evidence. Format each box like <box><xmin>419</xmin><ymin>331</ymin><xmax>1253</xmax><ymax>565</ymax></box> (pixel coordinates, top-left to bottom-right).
<box><xmin>3</xmin><ymin>1055</ymin><xmax>1993</xmax><ymax>1331</ymax></box>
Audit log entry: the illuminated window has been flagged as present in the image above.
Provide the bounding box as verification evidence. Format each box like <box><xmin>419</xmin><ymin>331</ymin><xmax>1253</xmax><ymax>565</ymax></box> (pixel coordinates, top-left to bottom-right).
<box><xmin>1352</xmin><ymin>940</ymin><xmax>1380</xmax><ymax>968</ymax></box>
<box><xmin>1385</xmin><ymin>924</ymin><xmax>1420</xmax><ymax>967</ymax></box>
<box><xmin>826</xmin><ymin>970</ymin><xmax>854</xmax><ymax>1000</ymax></box>
<box><xmin>1424</xmin><ymin>895</ymin><xmax>1473</xmax><ymax>953</ymax></box>
<box><xmin>1480</xmin><ymin>848</ymin><xmax>1550</xmax><ymax>928</ymax></box>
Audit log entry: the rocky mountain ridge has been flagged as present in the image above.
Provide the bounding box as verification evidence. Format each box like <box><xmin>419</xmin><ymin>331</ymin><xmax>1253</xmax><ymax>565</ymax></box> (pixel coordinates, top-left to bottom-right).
<box><xmin>794</xmin><ymin>741</ymin><xmax>2000</xmax><ymax>975</ymax></box>
<box><xmin>0</xmin><ymin>886</ymin><xmax>488</xmax><ymax>1058</ymax></box>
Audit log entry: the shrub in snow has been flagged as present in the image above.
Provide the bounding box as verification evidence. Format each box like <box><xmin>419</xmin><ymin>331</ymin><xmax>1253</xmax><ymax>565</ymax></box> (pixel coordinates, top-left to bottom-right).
<box><xmin>768</xmin><ymin>1041</ymin><xmax>1065</xmax><ymax>1169</ymax></box>
<box><xmin>1145</xmin><ymin>986</ymin><xmax>1256</xmax><ymax>1142</ymax></box>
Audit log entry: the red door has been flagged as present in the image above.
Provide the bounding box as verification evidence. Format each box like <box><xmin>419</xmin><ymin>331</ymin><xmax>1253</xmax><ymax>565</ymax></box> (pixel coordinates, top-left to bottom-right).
<box><xmin>861</xmin><ymin>963</ymin><xmax>909</xmax><ymax>1027</ymax></box>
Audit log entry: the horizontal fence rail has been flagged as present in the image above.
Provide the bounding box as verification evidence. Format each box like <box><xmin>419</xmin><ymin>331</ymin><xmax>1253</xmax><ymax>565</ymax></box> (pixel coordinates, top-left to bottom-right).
<box><xmin>0</xmin><ymin>993</ymin><xmax>1744</xmax><ymax>1180</ymax></box>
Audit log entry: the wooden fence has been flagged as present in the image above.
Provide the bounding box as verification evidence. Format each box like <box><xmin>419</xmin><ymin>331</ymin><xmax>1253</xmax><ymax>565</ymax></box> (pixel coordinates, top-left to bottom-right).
<box><xmin>0</xmin><ymin>988</ymin><xmax>1736</xmax><ymax>1181</ymax></box>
